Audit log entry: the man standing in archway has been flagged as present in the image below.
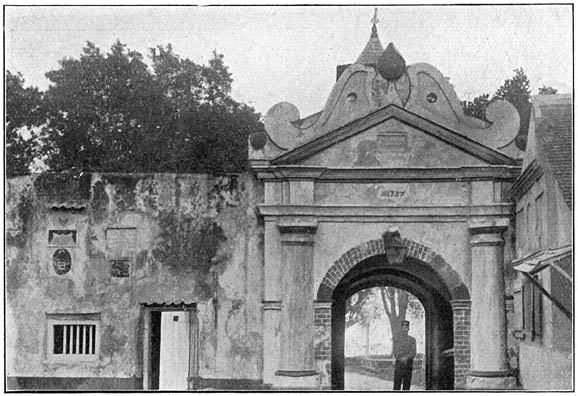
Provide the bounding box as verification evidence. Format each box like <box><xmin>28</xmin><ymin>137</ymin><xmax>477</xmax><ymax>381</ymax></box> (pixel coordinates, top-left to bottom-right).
<box><xmin>393</xmin><ymin>320</ymin><xmax>416</xmax><ymax>390</ymax></box>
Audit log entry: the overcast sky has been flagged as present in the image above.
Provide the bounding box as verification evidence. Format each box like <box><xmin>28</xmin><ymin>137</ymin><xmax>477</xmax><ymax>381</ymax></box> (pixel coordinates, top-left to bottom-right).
<box><xmin>5</xmin><ymin>4</ymin><xmax>573</xmax><ymax>117</ymax></box>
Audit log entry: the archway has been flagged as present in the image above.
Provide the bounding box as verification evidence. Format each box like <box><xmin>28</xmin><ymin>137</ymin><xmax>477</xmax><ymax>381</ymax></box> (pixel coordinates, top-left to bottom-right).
<box><xmin>315</xmin><ymin>238</ymin><xmax>470</xmax><ymax>390</ymax></box>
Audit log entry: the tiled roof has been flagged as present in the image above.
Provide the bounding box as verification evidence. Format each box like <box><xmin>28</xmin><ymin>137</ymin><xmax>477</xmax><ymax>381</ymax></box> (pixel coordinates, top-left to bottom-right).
<box><xmin>533</xmin><ymin>94</ymin><xmax>573</xmax><ymax>210</ymax></box>
<box><xmin>355</xmin><ymin>25</ymin><xmax>384</xmax><ymax>65</ymax></box>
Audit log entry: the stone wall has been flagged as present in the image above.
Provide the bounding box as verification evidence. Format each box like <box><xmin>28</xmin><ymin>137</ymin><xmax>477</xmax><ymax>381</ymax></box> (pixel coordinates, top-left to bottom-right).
<box><xmin>5</xmin><ymin>172</ymin><xmax>264</xmax><ymax>390</ymax></box>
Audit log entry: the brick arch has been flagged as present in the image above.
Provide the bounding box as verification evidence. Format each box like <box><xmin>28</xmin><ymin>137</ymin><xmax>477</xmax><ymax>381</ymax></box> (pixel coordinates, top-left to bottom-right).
<box><xmin>316</xmin><ymin>238</ymin><xmax>469</xmax><ymax>302</ymax></box>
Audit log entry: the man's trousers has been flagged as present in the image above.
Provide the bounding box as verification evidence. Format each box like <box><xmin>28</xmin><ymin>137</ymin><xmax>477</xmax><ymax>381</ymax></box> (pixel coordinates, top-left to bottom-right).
<box><xmin>393</xmin><ymin>359</ymin><xmax>413</xmax><ymax>390</ymax></box>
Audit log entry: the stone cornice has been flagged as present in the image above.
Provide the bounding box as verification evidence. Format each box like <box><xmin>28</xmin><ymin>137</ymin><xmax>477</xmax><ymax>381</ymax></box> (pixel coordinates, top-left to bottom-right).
<box><xmin>269</xmin><ymin>105</ymin><xmax>519</xmax><ymax>166</ymax></box>
<box><xmin>259</xmin><ymin>204</ymin><xmax>514</xmax><ymax>219</ymax></box>
<box><xmin>252</xmin><ymin>165</ymin><xmax>521</xmax><ymax>182</ymax></box>
<box><xmin>507</xmin><ymin>160</ymin><xmax>544</xmax><ymax>202</ymax></box>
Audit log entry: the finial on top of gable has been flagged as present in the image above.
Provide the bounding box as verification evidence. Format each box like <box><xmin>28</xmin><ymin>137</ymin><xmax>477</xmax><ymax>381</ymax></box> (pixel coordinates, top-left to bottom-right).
<box><xmin>356</xmin><ymin>9</ymin><xmax>384</xmax><ymax>66</ymax></box>
<box><xmin>371</xmin><ymin>7</ymin><xmax>379</xmax><ymax>37</ymax></box>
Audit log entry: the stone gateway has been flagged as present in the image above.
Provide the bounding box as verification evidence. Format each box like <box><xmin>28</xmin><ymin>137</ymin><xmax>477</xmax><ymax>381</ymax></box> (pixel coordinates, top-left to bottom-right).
<box><xmin>249</xmin><ymin>19</ymin><xmax>522</xmax><ymax>390</ymax></box>
<box><xmin>5</xmin><ymin>18</ymin><xmax>572</xmax><ymax>392</ymax></box>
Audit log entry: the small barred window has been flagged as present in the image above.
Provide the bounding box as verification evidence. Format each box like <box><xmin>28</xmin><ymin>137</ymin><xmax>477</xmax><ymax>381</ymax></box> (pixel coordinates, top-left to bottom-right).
<box><xmin>46</xmin><ymin>314</ymin><xmax>100</xmax><ymax>362</ymax></box>
<box><xmin>53</xmin><ymin>324</ymin><xmax>97</xmax><ymax>355</ymax></box>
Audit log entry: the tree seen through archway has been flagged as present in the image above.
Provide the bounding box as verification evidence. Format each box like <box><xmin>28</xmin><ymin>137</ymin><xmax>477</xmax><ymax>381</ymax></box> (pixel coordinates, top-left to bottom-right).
<box><xmin>344</xmin><ymin>287</ymin><xmax>425</xmax><ymax>390</ymax></box>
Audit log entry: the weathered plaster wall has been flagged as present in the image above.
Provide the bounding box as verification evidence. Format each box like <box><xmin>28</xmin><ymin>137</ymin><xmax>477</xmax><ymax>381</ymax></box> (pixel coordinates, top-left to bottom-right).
<box><xmin>519</xmin><ymin>343</ymin><xmax>572</xmax><ymax>390</ymax></box>
<box><xmin>5</xmin><ymin>172</ymin><xmax>263</xmax><ymax>386</ymax></box>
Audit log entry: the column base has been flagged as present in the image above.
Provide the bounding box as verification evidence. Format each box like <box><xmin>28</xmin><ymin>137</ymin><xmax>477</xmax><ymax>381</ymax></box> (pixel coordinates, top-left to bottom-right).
<box><xmin>272</xmin><ymin>371</ymin><xmax>320</xmax><ymax>389</ymax></box>
<box><xmin>466</xmin><ymin>372</ymin><xmax>517</xmax><ymax>390</ymax></box>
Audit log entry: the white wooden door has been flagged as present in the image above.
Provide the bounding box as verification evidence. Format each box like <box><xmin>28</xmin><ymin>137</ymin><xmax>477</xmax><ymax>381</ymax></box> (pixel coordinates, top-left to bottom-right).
<box><xmin>159</xmin><ymin>311</ymin><xmax>190</xmax><ymax>390</ymax></box>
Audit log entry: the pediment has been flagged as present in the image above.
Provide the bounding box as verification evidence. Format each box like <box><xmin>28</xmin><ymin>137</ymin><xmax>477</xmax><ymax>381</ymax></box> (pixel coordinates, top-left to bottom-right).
<box><xmin>270</xmin><ymin>105</ymin><xmax>518</xmax><ymax>167</ymax></box>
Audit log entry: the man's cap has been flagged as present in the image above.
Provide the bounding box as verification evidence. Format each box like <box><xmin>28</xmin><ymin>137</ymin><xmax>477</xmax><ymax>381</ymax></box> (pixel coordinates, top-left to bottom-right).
<box><xmin>401</xmin><ymin>320</ymin><xmax>410</xmax><ymax>327</ymax></box>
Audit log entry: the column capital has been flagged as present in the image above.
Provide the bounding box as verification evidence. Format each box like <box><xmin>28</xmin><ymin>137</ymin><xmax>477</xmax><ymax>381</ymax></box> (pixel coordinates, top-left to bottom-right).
<box><xmin>277</xmin><ymin>219</ymin><xmax>318</xmax><ymax>234</ymax></box>
<box><xmin>277</xmin><ymin>220</ymin><xmax>318</xmax><ymax>245</ymax></box>
<box><xmin>468</xmin><ymin>218</ymin><xmax>509</xmax><ymax>236</ymax></box>
<box><xmin>470</xmin><ymin>233</ymin><xmax>504</xmax><ymax>247</ymax></box>
<box><xmin>451</xmin><ymin>299</ymin><xmax>472</xmax><ymax>310</ymax></box>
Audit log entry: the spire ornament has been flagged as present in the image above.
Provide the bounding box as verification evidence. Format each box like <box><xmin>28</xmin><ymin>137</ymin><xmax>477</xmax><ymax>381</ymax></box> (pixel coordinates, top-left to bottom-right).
<box><xmin>371</xmin><ymin>8</ymin><xmax>379</xmax><ymax>37</ymax></box>
<box><xmin>356</xmin><ymin>8</ymin><xmax>384</xmax><ymax>65</ymax></box>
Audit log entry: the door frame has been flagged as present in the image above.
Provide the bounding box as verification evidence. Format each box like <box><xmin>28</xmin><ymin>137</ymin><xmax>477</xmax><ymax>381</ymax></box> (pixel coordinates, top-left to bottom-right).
<box><xmin>142</xmin><ymin>303</ymin><xmax>198</xmax><ymax>390</ymax></box>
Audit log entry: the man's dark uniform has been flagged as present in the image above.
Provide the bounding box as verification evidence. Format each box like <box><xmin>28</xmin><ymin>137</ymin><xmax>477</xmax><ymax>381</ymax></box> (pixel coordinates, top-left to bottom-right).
<box><xmin>393</xmin><ymin>321</ymin><xmax>416</xmax><ymax>390</ymax></box>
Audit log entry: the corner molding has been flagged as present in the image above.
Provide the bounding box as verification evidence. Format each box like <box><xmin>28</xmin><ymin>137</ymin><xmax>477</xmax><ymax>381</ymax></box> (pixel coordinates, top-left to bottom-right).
<box><xmin>507</xmin><ymin>160</ymin><xmax>544</xmax><ymax>201</ymax></box>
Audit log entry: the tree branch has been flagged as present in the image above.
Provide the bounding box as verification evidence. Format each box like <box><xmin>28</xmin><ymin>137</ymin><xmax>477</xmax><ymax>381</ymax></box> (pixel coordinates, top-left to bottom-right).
<box><xmin>386</xmin><ymin>287</ymin><xmax>398</xmax><ymax>317</ymax></box>
<box><xmin>379</xmin><ymin>287</ymin><xmax>392</xmax><ymax>318</ymax></box>
<box><xmin>398</xmin><ymin>290</ymin><xmax>409</xmax><ymax>321</ymax></box>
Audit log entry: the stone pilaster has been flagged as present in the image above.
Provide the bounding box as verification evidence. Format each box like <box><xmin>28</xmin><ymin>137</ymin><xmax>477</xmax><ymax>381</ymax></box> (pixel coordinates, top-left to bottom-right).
<box><xmin>273</xmin><ymin>220</ymin><xmax>320</xmax><ymax>389</ymax></box>
<box><xmin>466</xmin><ymin>219</ymin><xmax>516</xmax><ymax>389</ymax></box>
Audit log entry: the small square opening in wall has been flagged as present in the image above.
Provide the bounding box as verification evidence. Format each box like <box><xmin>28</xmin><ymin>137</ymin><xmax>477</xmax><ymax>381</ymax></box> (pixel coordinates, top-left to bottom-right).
<box><xmin>46</xmin><ymin>313</ymin><xmax>101</xmax><ymax>362</ymax></box>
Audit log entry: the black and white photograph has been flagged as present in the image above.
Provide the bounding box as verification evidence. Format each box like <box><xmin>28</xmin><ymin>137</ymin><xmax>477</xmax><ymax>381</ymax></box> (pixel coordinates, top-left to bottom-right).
<box><xmin>4</xmin><ymin>4</ymin><xmax>573</xmax><ymax>391</ymax></box>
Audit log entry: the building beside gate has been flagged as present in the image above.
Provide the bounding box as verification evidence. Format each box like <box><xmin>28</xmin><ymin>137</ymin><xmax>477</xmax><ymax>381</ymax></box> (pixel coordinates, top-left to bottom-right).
<box><xmin>509</xmin><ymin>94</ymin><xmax>573</xmax><ymax>390</ymax></box>
<box><xmin>5</xmin><ymin>21</ymin><xmax>573</xmax><ymax>391</ymax></box>
<box><xmin>6</xmin><ymin>173</ymin><xmax>266</xmax><ymax>390</ymax></box>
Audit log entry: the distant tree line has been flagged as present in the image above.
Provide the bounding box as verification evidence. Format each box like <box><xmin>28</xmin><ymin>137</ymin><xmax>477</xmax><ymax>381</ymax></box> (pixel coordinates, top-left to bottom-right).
<box><xmin>6</xmin><ymin>41</ymin><xmax>263</xmax><ymax>177</ymax></box>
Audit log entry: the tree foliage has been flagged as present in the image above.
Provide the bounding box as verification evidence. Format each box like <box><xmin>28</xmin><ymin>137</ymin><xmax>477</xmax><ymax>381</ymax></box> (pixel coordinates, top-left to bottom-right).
<box><xmin>461</xmin><ymin>93</ymin><xmax>491</xmax><ymax>122</ymax></box>
<box><xmin>7</xmin><ymin>41</ymin><xmax>262</xmax><ymax>176</ymax></box>
<box><xmin>494</xmin><ymin>68</ymin><xmax>532</xmax><ymax>140</ymax></box>
<box><xmin>5</xmin><ymin>71</ymin><xmax>43</xmax><ymax>177</ymax></box>
<box><xmin>538</xmin><ymin>85</ymin><xmax>558</xmax><ymax>95</ymax></box>
<box><xmin>345</xmin><ymin>288</ymin><xmax>376</xmax><ymax>328</ymax></box>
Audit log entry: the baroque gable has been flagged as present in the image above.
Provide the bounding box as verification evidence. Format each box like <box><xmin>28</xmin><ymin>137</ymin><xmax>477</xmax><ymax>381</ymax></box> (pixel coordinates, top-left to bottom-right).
<box><xmin>249</xmin><ymin>36</ymin><xmax>522</xmax><ymax>169</ymax></box>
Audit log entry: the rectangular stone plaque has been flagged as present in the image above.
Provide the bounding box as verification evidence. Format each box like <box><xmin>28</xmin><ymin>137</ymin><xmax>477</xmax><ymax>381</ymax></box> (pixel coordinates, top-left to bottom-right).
<box><xmin>106</xmin><ymin>228</ymin><xmax>136</xmax><ymax>259</ymax></box>
<box><xmin>377</xmin><ymin>184</ymin><xmax>409</xmax><ymax>200</ymax></box>
<box><xmin>48</xmin><ymin>230</ymin><xmax>77</xmax><ymax>246</ymax></box>
<box><xmin>110</xmin><ymin>260</ymin><xmax>130</xmax><ymax>277</ymax></box>
<box><xmin>378</xmin><ymin>131</ymin><xmax>408</xmax><ymax>152</ymax></box>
